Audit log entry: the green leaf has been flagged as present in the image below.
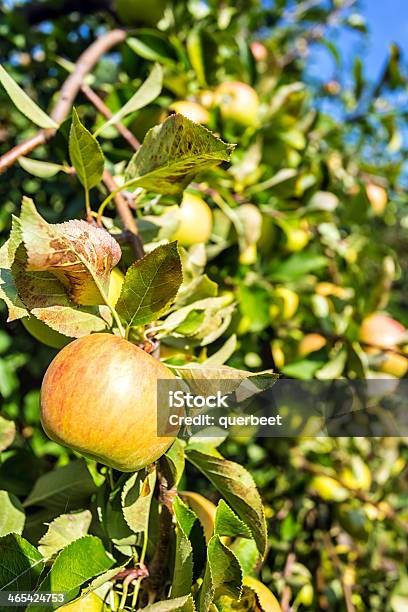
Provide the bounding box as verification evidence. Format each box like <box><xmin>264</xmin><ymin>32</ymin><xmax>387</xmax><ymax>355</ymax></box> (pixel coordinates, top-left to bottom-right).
<box><xmin>229</xmin><ymin>538</ymin><xmax>260</xmax><ymax>576</ymax></box>
<box><xmin>125</xmin><ymin>114</ymin><xmax>234</xmax><ymax>195</ymax></box>
<box><xmin>186</xmin><ymin>450</ymin><xmax>267</xmax><ymax>557</ymax></box>
<box><xmin>162</xmin><ymin>439</ymin><xmax>186</xmax><ymax>487</ymax></box>
<box><xmin>0</xmin><ymin>415</ymin><xmax>16</xmax><ymax>451</ymax></box>
<box><xmin>127</xmin><ymin>31</ymin><xmax>177</xmax><ymax>66</ymax></box>
<box><xmin>0</xmin><ymin>220</ymin><xmax>28</xmax><ymax>321</ymax></box>
<box><xmin>199</xmin><ymin>535</ymin><xmax>242</xmax><ymax>612</ymax></box>
<box><xmin>0</xmin><ymin>491</ymin><xmax>25</xmax><ymax>536</ymax></box>
<box><xmin>95</xmin><ymin>63</ymin><xmax>163</xmax><ymax>136</ymax></box>
<box><xmin>116</xmin><ymin>242</ymin><xmax>182</xmax><ymax>328</ymax></box>
<box><xmin>32</xmin><ymin>536</ymin><xmax>114</xmax><ymax>611</ymax></box>
<box><xmin>171</xmin><ymin>497</ymin><xmax>196</xmax><ymax>599</ymax></box>
<box><xmin>269</xmin><ymin>253</ymin><xmax>328</xmax><ymax>282</ymax></box>
<box><xmin>214</xmin><ymin>500</ymin><xmax>252</xmax><ymax>540</ymax></box>
<box><xmin>0</xmin><ymin>64</ymin><xmax>58</xmax><ymax>129</ymax></box>
<box><xmin>19</xmin><ymin>197</ymin><xmax>121</xmax><ymax>306</ymax></box>
<box><xmin>122</xmin><ymin>468</ymin><xmax>156</xmax><ymax>535</ymax></box>
<box><xmin>0</xmin><ymin>533</ymin><xmax>43</xmax><ymax>591</ymax></box>
<box><xmin>69</xmin><ymin>108</ymin><xmax>104</xmax><ymax>191</ymax></box>
<box><xmin>24</xmin><ymin>460</ymin><xmax>97</xmax><ymax>512</ymax></box>
<box><xmin>142</xmin><ymin>595</ymin><xmax>196</xmax><ymax>611</ymax></box>
<box><xmin>38</xmin><ymin>510</ymin><xmax>92</xmax><ymax>559</ymax></box>
<box><xmin>18</xmin><ymin>157</ymin><xmax>68</xmax><ymax>179</ymax></box>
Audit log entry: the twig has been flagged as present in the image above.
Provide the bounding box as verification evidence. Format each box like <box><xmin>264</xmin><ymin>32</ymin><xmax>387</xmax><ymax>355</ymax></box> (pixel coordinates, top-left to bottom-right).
<box><xmin>280</xmin><ymin>550</ymin><xmax>296</xmax><ymax>611</ymax></box>
<box><xmin>0</xmin><ymin>29</ymin><xmax>127</xmax><ymax>174</ymax></box>
<box><xmin>323</xmin><ymin>534</ymin><xmax>355</xmax><ymax>612</ymax></box>
<box><xmin>81</xmin><ymin>83</ymin><xmax>141</xmax><ymax>151</ymax></box>
<box><xmin>102</xmin><ymin>170</ymin><xmax>144</xmax><ymax>260</ymax></box>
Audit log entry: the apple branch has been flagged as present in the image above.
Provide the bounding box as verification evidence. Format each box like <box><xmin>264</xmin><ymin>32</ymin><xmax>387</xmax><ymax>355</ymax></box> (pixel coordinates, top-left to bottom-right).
<box><xmin>0</xmin><ymin>28</ymin><xmax>127</xmax><ymax>174</ymax></box>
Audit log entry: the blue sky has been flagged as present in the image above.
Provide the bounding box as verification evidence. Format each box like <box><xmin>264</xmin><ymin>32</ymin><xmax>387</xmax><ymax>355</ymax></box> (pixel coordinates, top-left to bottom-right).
<box><xmin>308</xmin><ymin>0</ymin><xmax>408</xmax><ymax>82</ymax></box>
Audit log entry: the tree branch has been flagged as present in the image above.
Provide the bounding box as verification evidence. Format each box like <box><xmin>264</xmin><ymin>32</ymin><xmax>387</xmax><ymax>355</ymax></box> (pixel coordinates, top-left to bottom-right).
<box><xmin>81</xmin><ymin>83</ymin><xmax>140</xmax><ymax>151</ymax></box>
<box><xmin>0</xmin><ymin>28</ymin><xmax>127</xmax><ymax>174</ymax></box>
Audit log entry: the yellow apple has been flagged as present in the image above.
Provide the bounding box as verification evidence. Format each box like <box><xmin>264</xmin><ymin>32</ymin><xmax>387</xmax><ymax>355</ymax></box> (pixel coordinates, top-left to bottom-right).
<box><xmin>169</xmin><ymin>101</ymin><xmax>210</xmax><ymax>124</ymax></box>
<box><xmin>171</xmin><ymin>193</ymin><xmax>213</xmax><ymax>246</ymax></box>
<box><xmin>215</xmin><ymin>81</ymin><xmax>259</xmax><ymax>127</ymax></box>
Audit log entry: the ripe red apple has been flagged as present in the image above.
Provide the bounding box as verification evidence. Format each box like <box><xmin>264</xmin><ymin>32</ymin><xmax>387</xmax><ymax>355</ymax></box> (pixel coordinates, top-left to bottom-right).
<box><xmin>215</xmin><ymin>81</ymin><xmax>259</xmax><ymax>127</ymax></box>
<box><xmin>41</xmin><ymin>334</ymin><xmax>178</xmax><ymax>472</ymax></box>
<box><xmin>359</xmin><ymin>313</ymin><xmax>406</xmax><ymax>349</ymax></box>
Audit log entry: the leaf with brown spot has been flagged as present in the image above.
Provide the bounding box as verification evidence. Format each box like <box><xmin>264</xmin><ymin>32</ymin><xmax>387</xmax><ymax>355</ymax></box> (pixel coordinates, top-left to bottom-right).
<box><xmin>125</xmin><ymin>113</ymin><xmax>234</xmax><ymax>195</ymax></box>
<box><xmin>20</xmin><ymin>197</ymin><xmax>121</xmax><ymax>306</ymax></box>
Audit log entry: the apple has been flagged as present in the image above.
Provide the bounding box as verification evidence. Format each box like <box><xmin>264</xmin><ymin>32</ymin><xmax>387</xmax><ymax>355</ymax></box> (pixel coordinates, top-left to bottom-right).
<box><xmin>270</xmin><ymin>287</ymin><xmax>299</xmax><ymax>320</ymax></box>
<box><xmin>41</xmin><ymin>334</ymin><xmax>178</xmax><ymax>472</ymax></box>
<box><xmin>250</xmin><ymin>41</ymin><xmax>268</xmax><ymax>61</ymax></box>
<box><xmin>217</xmin><ymin>576</ymin><xmax>281</xmax><ymax>611</ymax></box>
<box><xmin>298</xmin><ymin>333</ymin><xmax>327</xmax><ymax>357</ymax></box>
<box><xmin>215</xmin><ymin>81</ymin><xmax>259</xmax><ymax>127</ymax></box>
<box><xmin>180</xmin><ymin>491</ymin><xmax>216</xmax><ymax>543</ymax></box>
<box><xmin>359</xmin><ymin>313</ymin><xmax>406</xmax><ymax>349</ymax></box>
<box><xmin>169</xmin><ymin>101</ymin><xmax>210</xmax><ymax>125</ymax></box>
<box><xmin>284</xmin><ymin>226</ymin><xmax>309</xmax><ymax>252</ymax></box>
<box><xmin>365</xmin><ymin>347</ymin><xmax>407</xmax><ymax>378</ymax></box>
<box><xmin>116</xmin><ymin>0</ymin><xmax>166</xmax><ymax>26</ymax></box>
<box><xmin>60</xmin><ymin>593</ymin><xmax>104</xmax><ymax>612</ymax></box>
<box><xmin>366</xmin><ymin>183</ymin><xmax>388</xmax><ymax>215</ymax></box>
<box><xmin>309</xmin><ymin>475</ymin><xmax>348</xmax><ymax>502</ymax></box>
<box><xmin>22</xmin><ymin>316</ymin><xmax>71</xmax><ymax>349</ymax></box>
<box><xmin>171</xmin><ymin>192</ymin><xmax>213</xmax><ymax>246</ymax></box>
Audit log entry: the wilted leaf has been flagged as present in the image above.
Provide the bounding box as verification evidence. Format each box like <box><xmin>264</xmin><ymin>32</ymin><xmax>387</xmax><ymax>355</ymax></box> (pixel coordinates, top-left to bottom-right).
<box><xmin>116</xmin><ymin>242</ymin><xmax>182</xmax><ymax>329</ymax></box>
<box><xmin>20</xmin><ymin>197</ymin><xmax>121</xmax><ymax>306</ymax></box>
<box><xmin>38</xmin><ymin>510</ymin><xmax>92</xmax><ymax>559</ymax></box>
<box><xmin>32</xmin><ymin>536</ymin><xmax>114</xmax><ymax>611</ymax></box>
<box><xmin>0</xmin><ymin>534</ymin><xmax>43</xmax><ymax>592</ymax></box>
<box><xmin>0</xmin><ymin>415</ymin><xmax>16</xmax><ymax>451</ymax></box>
<box><xmin>0</xmin><ymin>491</ymin><xmax>25</xmax><ymax>536</ymax></box>
<box><xmin>186</xmin><ymin>450</ymin><xmax>267</xmax><ymax>557</ymax></box>
<box><xmin>95</xmin><ymin>63</ymin><xmax>163</xmax><ymax>136</ymax></box>
<box><xmin>69</xmin><ymin>108</ymin><xmax>104</xmax><ymax>191</ymax></box>
<box><xmin>0</xmin><ymin>64</ymin><xmax>58</xmax><ymax>129</ymax></box>
<box><xmin>125</xmin><ymin>114</ymin><xmax>233</xmax><ymax>195</ymax></box>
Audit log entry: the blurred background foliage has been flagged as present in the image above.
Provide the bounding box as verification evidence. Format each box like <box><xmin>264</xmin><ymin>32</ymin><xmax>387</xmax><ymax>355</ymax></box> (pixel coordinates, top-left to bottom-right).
<box><xmin>0</xmin><ymin>0</ymin><xmax>407</xmax><ymax>610</ymax></box>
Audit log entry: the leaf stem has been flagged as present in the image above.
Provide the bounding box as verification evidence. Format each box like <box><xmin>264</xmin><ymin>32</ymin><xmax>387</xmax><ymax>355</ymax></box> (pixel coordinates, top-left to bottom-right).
<box><xmin>84</xmin><ymin>188</ymin><xmax>92</xmax><ymax>221</ymax></box>
<box><xmin>97</xmin><ymin>177</ymin><xmax>142</xmax><ymax>225</ymax></box>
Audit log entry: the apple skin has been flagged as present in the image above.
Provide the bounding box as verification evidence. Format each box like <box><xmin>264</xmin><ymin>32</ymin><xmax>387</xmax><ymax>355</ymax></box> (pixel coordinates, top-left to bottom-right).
<box><xmin>250</xmin><ymin>41</ymin><xmax>268</xmax><ymax>61</ymax></box>
<box><xmin>107</xmin><ymin>267</ymin><xmax>124</xmax><ymax>307</ymax></box>
<box><xmin>172</xmin><ymin>193</ymin><xmax>213</xmax><ymax>246</ymax></box>
<box><xmin>116</xmin><ymin>0</ymin><xmax>166</xmax><ymax>26</ymax></box>
<box><xmin>215</xmin><ymin>81</ymin><xmax>259</xmax><ymax>127</ymax></box>
<box><xmin>169</xmin><ymin>101</ymin><xmax>210</xmax><ymax>125</ymax></box>
<box><xmin>298</xmin><ymin>333</ymin><xmax>327</xmax><ymax>357</ymax></box>
<box><xmin>41</xmin><ymin>334</ymin><xmax>178</xmax><ymax>472</ymax></box>
<box><xmin>365</xmin><ymin>347</ymin><xmax>407</xmax><ymax>378</ymax></box>
<box><xmin>359</xmin><ymin>313</ymin><xmax>406</xmax><ymax>349</ymax></box>
<box><xmin>366</xmin><ymin>183</ymin><xmax>388</xmax><ymax>215</ymax></box>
